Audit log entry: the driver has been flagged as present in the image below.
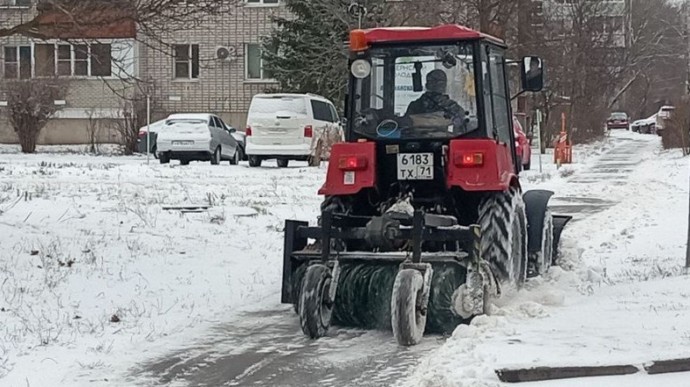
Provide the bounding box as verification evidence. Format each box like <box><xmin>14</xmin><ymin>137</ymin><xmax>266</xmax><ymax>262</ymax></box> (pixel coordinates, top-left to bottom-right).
<box><xmin>405</xmin><ymin>69</ymin><xmax>466</xmax><ymax>127</ymax></box>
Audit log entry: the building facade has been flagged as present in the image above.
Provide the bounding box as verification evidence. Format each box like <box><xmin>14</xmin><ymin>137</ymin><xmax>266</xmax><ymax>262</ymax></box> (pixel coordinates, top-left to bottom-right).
<box><xmin>0</xmin><ymin>0</ymin><xmax>283</xmax><ymax>145</ymax></box>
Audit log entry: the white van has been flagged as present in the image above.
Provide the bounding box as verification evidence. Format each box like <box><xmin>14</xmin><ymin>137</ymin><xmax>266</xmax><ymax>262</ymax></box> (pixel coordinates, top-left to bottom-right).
<box><xmin>245</xmin><ymin>93</ymin><xmax>342</xmax><ymax>168</ymax></box>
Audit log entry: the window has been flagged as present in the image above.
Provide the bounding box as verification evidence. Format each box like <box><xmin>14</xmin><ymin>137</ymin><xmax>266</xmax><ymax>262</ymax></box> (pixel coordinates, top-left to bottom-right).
<box><xmin>3</xmin><ymin>46</ymin><xmax>31</xmax><ymax>79</ymax></box>
<box><xmin>311</xmin><ymin>100</ymin><xmax>335</xmax><ymax>122</ymax></box>
<box><xmin>245</xmin><ymin>43</ymin><xmax>274</xmax><ymax>80</ymax></box>
<box><xmin>245</xmin><ymin>0</ymin><xmax>279</xmax><ymax>5</ymax></box>
<box><xmin>211</xmin><ymin>116</ymin><xmax>222</xmax><ymax>129</ymax></box>
<box><xmin>174</xmin><ymin>44</ymin><xmax>199</xmax><ymax>79</ymax></box>
<box><xmin>482</xmin><ymin>46</ymin><xmax>511</xmax><ymax>143</ymax></box>
<box><xmin>34</xmin><ymin>43</ymin><xmax>112</xmax><ymax>77</ymax></box>
<box><xmin>4</xmin><ymin>0</ymin><xmax>31</xmax><ymax>7</ymax></box>
<box><xmin>329</xmin><ymin>104</ymin><xmax>339</xmax><ymax>122</ymax></box>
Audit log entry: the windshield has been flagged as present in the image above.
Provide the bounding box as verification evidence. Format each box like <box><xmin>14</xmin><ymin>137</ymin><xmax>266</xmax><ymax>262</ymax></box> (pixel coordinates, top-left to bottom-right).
<box><xmin>351</xmin><ymin>43</ymin><xmax>479</xmax><ymax>140</ymax></box>
<box><xmin>610</xmin><ymin>113</ymin><xmax>627</xmax><ymax>120</ymax></box>
<box><xmin>250</xmin><ymin>96</ymin><xmax>307</xmax><ymax>115</ymax></box>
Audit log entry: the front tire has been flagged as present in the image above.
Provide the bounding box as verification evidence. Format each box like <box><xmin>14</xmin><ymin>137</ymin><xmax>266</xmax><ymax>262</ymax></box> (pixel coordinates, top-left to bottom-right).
<box><xmin>248</xmin><ymin>155</ymin><xmax>262</xmax><ymax>168</ymax></box>
<box><xmin>299</xmin><ymin>264</ymin><xmax>333</xmax><ymax>339</ymax></box>
<box><xmin>391</xmin><ymin>269</ymin><xmax>427</xmax><ymax>346</ymax></box>
<box><xmin>478</xmin><ymin>188</ymin><xmax>528</xmax><ymax>288</ymax></box>
<box><xmin>159</xmin><ymin>153</ymin><xmax>170</xmax><ymax>164</ymax></box>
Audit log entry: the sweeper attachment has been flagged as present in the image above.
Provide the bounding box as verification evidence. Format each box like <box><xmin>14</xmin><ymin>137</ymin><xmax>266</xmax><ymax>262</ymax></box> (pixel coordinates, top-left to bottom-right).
<box><xmin>281</xmin><ymin>25</ymin><xmax>572</xmax><ymax>346</ymax></box>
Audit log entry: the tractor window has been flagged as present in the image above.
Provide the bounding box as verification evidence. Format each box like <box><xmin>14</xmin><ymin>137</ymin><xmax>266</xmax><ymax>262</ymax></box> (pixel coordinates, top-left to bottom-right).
<box><xmin>351</xmin><ymin>43</ymin><xmax>479</xmax><ymax>140</ymax></box>
<box><xmin>488</xmin><ymin>48</ymin><xmax>511</xmax><ymax>143</ymax></box>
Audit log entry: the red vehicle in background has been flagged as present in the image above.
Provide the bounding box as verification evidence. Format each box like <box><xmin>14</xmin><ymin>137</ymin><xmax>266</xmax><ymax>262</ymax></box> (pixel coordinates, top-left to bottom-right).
<box><xmin>513</xmin><ymin>115</ymin><xmax>531</xmax><ymax>171</ymax></box>
<box><xmin>606</xmin><ymin>112</ymin><xmax>629</xmax><ymax>130</ymax></box>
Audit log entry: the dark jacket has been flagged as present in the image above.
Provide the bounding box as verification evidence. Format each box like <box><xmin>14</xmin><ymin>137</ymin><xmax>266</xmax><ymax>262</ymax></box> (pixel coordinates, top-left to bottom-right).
<box><xmin>405</xmin><ymin>92</ymin><xmax>464</xmax><ymax>119</ymax></box>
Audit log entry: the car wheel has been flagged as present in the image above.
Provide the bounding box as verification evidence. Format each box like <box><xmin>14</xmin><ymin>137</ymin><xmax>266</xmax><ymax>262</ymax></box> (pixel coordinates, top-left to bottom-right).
<box><xmin>248</xmin><ymin>155</ymin><xmax>262</xmax><ymax>168</ymax></box>
<box><xmin>277</xmin><ymin>159</ymin><xmax>289</xmax><ymax>168</ymax></box>
<box><xmin>230</xmin><ymin>148</ymin><xmax>239</xmax><ymax>165</ymax></box>
<box><xmin>211</xmin><ymin>147</ymin><xmax>221</xmax><ymax>165</ymax></box>
<box><xmin>159</xmin><ymin>153</ymin><xmax>170</xmax><ymax>164</ymax></box>
<box><xmin>180</xmin><ymin>159</ymin><xmax>190</xmax><ymax>166</ymax></box>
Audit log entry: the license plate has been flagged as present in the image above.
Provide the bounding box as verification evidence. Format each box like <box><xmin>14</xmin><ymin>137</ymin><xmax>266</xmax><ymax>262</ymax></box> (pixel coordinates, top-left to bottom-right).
<box><xmin>172</xmin><ymin>141</ymin><xmax>194</xmax><ymax>146</ymax></box>
<box><xmin>397</xmin><ymin>153</ymin><xmax>433</xmax><ymax>180</ymax></box>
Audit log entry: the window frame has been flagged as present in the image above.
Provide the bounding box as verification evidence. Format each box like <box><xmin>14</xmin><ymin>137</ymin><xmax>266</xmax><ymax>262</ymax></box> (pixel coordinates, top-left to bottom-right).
<box><xmin>244</xmin><ymin>43</ymin><xmax>275</xmax><ymax>82</ymax></box>
<box><xmin>173</xmin><ymin>44</ymin><xmax>200</xmax><ymax>80</ymax></box>
<box><xmin>32</xmin><ymin>42</ymin><xmax>113</xmax><ymax>78</ymax></box>
<box><xmin>244</xmin><ymin>0</ymin><xmax>280</xmax><ymax>7</ymax></box>
<box><xmin>3</xmin><ymin>45</ymin><xmax>33</xmax><ymax>79</ymax></box>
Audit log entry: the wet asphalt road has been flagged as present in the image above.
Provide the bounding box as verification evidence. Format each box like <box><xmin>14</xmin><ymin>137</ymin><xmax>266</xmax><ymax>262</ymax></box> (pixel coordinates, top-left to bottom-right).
<box><xmin>134</xmin><ymin>134</ymin><xmax>654</xmax><ymax>387</ymax></box>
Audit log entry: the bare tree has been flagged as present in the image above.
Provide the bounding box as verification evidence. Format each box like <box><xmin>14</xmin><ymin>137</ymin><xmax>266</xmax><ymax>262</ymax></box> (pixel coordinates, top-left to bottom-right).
<box><xmin>108</xmin><ymin>92</ymin><xmax>149</xmax><ymax>155</ymax></box>
<box><xmin>2</xmin><ymin>79</ymin><xmax>66</xmax><ymax>153</ymax></box>
<box><xmin>84</xmin><ymin>108</ymin><xmax>102</xmax><ymax>154</ymax></box>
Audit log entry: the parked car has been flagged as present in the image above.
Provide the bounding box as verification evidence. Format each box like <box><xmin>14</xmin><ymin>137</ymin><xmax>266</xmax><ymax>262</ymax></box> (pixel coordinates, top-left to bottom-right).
<box><xmin>245</xmin><ymin>93</ymin><xmax>342</xmax><ymax>168</ymax></box>
<box><xmin>513</xmin><ymin>115</ymin><xmax>531</xmax><ymax>171</ymax></box>
<box><xmin>631</xmin><ymin>114</ymin><xmax>657</xmax><ymax>134</ymax></box>
<box><xmin>606</xmin><ymin>112</ymin><xmax>629</xmax><ymax>130</ymax></box>
<box><xmin>655</xmin><ymin>106</ymin><xmax>675</xmax><ymax>136</ymax></box>
<box><xmin>156</xmin><ymin>113</ymin><xmax>240</xmax><ymax>165</ymax></box>
<box><xmin>137</xmin><ymin>119</ymin><xmax>167</xmax><ymax>156</ymax></box>
<box><xmin>223</xmin><ymin>122</ymin><xmax>247</xmax><ymax>161</ymax></box>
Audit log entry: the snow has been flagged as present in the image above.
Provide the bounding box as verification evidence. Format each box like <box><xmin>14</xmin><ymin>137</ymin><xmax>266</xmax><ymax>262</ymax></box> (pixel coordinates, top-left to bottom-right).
<box><xmin>0</xmin><ymin>152</ymin><xmax>325</xmax><ymax>386</ymax></box>
<box><xmin>1</xmin><ymin>130</ymin><xmax>688</xmax><ymax>386</ymax></box>
<box><xmin>403</xmin><ymin>130</ymin><xmax>690</xmax><ymax>386</ymax></box>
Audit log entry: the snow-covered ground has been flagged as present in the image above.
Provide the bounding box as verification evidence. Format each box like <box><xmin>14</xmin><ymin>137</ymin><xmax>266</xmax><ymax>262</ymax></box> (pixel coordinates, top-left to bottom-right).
<box><xmin>404</xmin><ymin>131</ymin><xmax>690</xmax><ymax>386</ymax></box>
<box><xmin>0</xmin><ymin>130</ymin><xmax>687</xmax><ymax>387</ymax></box>
<box><xmin>0</xmin><ymin>148</ymin><xmax>325</xmax><ymax>386</ymax></box>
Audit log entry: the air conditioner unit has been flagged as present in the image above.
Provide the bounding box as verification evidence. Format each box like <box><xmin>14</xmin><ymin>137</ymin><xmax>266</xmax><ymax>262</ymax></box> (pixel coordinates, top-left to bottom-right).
<box><xmin>216</xmin><ymin>46</ymin><xmax>237</xmax><ymax>62</ymax></box>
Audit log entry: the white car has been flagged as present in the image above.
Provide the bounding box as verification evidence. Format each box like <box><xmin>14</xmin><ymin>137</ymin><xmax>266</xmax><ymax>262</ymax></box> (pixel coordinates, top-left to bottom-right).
<box><xmin>245</xmin><ymin>93</ymin><xmax>343</xmax><ymax>168</ymax></box>
<box><xmin>157</xmin><ymin>113</ymin><xmax>240</xmax><ymax>165</ymax></box>
<box><xmin>631</xmin><ymin>114</ymin><xmax>657</xmax><ymax>134</ymax></box>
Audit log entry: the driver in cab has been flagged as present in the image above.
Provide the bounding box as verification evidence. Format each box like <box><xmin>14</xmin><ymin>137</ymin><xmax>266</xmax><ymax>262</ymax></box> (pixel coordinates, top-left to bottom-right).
<box><xmin>405</xmin><ymin>69</ymin><xmax>466</xmax><ymax>130</ymax></box>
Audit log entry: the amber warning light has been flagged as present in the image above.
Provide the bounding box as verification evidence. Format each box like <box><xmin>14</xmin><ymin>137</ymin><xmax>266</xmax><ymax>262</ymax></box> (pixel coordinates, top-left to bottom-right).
<box><xmin>349</xmin><ymin>29</ymin><xmax>368</xmax><ymax>51</ymax></box>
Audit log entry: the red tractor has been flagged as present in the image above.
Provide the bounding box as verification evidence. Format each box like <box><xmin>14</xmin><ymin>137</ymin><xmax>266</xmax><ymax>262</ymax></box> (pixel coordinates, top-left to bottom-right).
<box><xmin>282</xmin><ymin>25</ymin><xmax>571</xmax><ymax>346</ymax></box>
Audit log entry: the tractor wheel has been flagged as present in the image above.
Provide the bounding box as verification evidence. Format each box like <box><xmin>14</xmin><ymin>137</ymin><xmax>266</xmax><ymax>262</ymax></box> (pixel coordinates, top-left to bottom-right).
<box><xmin>478</xmin><ymin>187</ymin><xmax>528</xmax><ymax>288</ymax></box>
<box><xmin>529</xmin><ymin>211</ymin><xmax>554</xmax><ymax>277</ymax></box>
<box><xmin>299</xmin><ymin>264</ymin><xmax>333</xmax><ymax>339</ymax></box>
<box><xmin>391</xmin><ymin>269</ymin><xmax>427</xmax><ymax>346</ymax></box>
<box><xmin>248</xmin><ymin>156</ymin><xmax>262</xmax><ymax>168</ymax></box>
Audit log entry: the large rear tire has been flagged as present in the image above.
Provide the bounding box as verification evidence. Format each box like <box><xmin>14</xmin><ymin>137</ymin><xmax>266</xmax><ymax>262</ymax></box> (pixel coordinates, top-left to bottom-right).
<box><xmin>478</xmin><ymin>187</ymin><xmax>528</xmax><ymax>288</ymax></box>
<box><xmin>391</xmin><ymin>269</ymin><xmax>426</xmax><ymax>346</ymax></box>
<box><xmin>299</xmin><ymin>264</ymin><xmax>333</xmax><ymax>339</ymax></box>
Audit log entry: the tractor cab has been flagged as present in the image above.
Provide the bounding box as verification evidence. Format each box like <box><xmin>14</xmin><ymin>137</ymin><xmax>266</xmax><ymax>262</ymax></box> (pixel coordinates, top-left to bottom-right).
<box><xmin>344</xmin><ymin>25</ymin><xmax>543</xmax><ymax>162</ymax></box>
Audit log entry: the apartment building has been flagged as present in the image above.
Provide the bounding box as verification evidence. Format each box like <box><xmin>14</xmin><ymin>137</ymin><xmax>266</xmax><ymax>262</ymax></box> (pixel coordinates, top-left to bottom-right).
<box><xmin>0</xmin><ymin>0</ymin><xmax>283</xmax><ymax>145</ymax></box>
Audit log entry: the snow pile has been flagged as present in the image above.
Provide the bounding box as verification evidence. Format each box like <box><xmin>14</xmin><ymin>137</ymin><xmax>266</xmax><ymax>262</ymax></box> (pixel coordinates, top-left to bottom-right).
<box><xmin>0</xmin><ymin>155</ymin><xmax>325</xmax><ymax>385</ymax></box>
<box><xmin>403</xmin><ymin>131</ymin><xmax>690</xmax><ymax>386</ymax></box>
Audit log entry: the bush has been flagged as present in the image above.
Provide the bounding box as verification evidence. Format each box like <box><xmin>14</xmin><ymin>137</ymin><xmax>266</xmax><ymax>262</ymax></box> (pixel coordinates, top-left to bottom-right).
<box><xmin>3</xmin><ymin>79</ymin><xmax>66</xmax><ymax>153</ymax></box>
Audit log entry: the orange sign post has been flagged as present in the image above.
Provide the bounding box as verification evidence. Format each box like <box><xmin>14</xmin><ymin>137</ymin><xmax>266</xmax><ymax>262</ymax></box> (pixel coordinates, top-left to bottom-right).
<box><xmin>554</xmin><ymin>112</ymin><xmax>572</xmax><ymax>167</ymax></box>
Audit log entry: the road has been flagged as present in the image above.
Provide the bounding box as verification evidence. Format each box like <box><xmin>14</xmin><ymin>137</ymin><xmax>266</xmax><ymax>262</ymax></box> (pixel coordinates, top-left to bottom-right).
<box><xmin>133</xmin><ymin>132</ymin><xmax>656</xmax><ymax>387</ymax></box>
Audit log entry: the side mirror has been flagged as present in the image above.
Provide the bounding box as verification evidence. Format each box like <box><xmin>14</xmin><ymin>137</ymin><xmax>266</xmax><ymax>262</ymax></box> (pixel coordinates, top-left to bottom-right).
<box><xmin>340</xmin><ymin>117</ymin><xmax>348</xmax><ymax>127</ymax></box>
<box><xmin>229</xmin><ymin>127</ymin><xmax>237</xmax><ymax>133</ymax></box>
<box><xmin>521</xmin><ymin>56</ymin><xmax>544</xmax><ymax>92</ymax></box>
<box><xmin>412</xmin><ymin>62</ymin><xmax>423</xmax><ymax>93</ymax></box>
